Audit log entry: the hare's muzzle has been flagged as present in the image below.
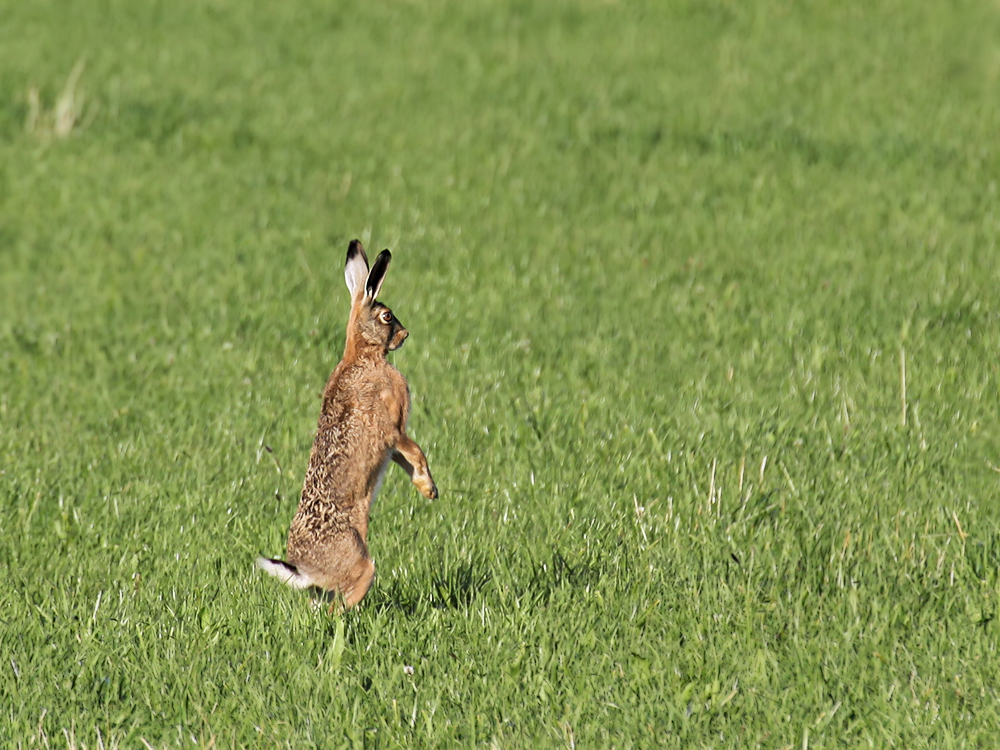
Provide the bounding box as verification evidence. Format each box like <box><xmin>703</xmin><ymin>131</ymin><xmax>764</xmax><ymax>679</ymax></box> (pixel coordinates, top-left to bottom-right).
<box><xmin>388</xmin><ymin>326</ymin><xmax>409</xmax><ymax>351</ymax></box>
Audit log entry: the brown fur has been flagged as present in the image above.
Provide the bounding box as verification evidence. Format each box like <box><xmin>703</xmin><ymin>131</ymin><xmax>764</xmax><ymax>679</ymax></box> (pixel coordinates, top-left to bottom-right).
<box><xmin>259</xmin><ymin>240</ymin><xmax>437</xmax><ymax>611</ymax></box>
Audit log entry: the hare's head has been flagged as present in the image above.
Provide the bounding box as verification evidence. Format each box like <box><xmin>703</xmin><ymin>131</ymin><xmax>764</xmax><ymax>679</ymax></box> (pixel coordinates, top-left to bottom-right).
<box><xmin>344</xmin><ymin>240</ymin><xmax>409</xmax><ymax>352</ymax></box>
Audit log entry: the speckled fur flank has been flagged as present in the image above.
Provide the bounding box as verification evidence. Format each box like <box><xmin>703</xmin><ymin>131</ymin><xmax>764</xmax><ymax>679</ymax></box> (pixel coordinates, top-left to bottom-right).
<box><xmin>258</xmin><ymin>240</ymin><xmax>437</xmax><ymax>610</ymax></box>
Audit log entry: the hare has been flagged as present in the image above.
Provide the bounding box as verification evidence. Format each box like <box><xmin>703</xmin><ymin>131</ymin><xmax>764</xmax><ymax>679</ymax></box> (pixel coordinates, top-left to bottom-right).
<box><xmin>258</xmin><ymin>239</ymin><xmax>438</xmax><ymax>610</ymax></box>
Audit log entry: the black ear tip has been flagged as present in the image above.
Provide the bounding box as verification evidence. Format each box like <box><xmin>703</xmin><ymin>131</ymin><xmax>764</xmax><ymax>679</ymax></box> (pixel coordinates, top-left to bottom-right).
<box><xmin>347</xmin><ymin>239</ymin><xmax>364</xmax><ymax>260</ymax></box>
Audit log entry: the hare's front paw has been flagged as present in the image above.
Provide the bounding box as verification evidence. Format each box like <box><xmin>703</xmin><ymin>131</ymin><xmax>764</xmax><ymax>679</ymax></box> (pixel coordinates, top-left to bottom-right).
<box><xmin>416</xmin><ymin>473</ymin><xmax>438</xmax><ymax>500</ymax></box>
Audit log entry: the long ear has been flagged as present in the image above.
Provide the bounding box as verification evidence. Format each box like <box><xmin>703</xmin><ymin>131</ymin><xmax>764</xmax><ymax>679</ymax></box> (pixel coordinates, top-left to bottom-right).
<box><xmin>365</xmin><ymin>250</ymin><xmax>391</xmax><ymax>301</ymax></box>
<box><xmin>344</xmin><ymin>240</ymin><xmax>369</xmax><ymax>300</ymax></box>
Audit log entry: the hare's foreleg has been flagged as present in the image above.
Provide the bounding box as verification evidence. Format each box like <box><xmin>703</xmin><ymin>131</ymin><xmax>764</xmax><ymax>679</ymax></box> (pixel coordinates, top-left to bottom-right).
<box><xmin>393</xmin><ymin>435</ymin><xmax>438</xmax><ymax>499</ymax></box>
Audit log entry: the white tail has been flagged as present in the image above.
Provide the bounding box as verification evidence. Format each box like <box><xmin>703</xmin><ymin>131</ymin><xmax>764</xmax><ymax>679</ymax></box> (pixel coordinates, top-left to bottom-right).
<box><xmin>256</xmin><ymin>557</ymin><xmax>315</xmax><ymax>590</ymax></box>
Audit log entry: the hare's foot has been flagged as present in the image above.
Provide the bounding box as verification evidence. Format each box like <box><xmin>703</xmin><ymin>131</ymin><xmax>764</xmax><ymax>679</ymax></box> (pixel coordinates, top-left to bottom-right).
<box><xmin>414</xmin><ymin>472</ymin><xmax>438</xmax><ymax>500</ymax></box>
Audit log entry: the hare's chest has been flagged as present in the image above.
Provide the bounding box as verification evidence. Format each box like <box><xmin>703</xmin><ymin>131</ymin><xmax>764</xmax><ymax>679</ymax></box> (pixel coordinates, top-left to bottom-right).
<box><xmin>372</xmin><ymin>372</ymin><xmax>408</xmax><ymax>424</ymax></box>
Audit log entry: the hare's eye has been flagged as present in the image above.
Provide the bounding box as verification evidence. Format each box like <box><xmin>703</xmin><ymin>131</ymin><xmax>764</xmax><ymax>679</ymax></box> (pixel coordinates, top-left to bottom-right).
<box><xmin>380</xmin><ymin>310</ymin><xmax>393</xmax><ymax>324</ymax></box>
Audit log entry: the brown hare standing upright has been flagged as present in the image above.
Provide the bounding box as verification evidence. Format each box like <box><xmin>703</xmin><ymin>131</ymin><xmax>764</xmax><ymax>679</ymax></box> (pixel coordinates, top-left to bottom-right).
<box><xmin>258</xmin><ymin>239</ymin><xmax>437</xmax><ymax>610</ymax></box>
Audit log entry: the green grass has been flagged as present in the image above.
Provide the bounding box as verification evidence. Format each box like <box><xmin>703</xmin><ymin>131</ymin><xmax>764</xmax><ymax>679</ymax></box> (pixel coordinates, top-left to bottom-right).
<box><xmin>3</xmin><ymin>0</ymin><xmax>1000</xmax><ymax>746</ymax></box>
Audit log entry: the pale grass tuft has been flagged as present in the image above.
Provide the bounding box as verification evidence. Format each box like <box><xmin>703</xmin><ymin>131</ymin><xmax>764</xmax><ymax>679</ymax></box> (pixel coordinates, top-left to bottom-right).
<box><xmin>54</xmin><ymin>59</ymin><xmax>87</xmax><ymax>137</ymax></box>
<box><xmin>26</xmin><ymin>57</ymin><xmax>97</xmax><ymax>140</ymax></box>
<box><xmin>22</xmin><ymin>710</ymin><xmax>125</xmax><ymax>750</ymax></box>
<box><xmin>899</xmin><ymin>346</ymin><xmax>907</xmax><ymax>427</ymax></box>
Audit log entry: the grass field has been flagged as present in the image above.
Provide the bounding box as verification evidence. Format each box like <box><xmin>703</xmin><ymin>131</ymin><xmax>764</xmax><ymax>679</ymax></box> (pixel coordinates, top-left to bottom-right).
<box><xmin>3</xmin><ymin>0</ymin><xmax>1000</xmax><ymax>746</ymax></box>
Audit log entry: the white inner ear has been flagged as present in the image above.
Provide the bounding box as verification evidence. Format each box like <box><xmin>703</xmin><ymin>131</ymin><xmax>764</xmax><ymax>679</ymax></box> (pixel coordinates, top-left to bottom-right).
<box><xmin>345</xmin><ymin>254</ymin><xmax>369</xmax><ymax>299</ymax></box>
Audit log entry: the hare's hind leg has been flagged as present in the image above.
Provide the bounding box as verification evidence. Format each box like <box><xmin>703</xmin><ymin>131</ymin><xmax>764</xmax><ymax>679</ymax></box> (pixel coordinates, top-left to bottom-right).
<box><xmin>321</xmin><ymin>555</ymin><xmax>374</xmax><ymax>613</ymax></box>
<box><xmin>393</xmin><ymin>435</ymin><xmax>438</xmax><ymax>499</ymax></box>
<box><xmin>339</xmin><ymin>556</ymin><xmax>375</xmax><ymax>611</ymax></box>
<box><xmin>316</xmin><ymin>531</ymin><xmax>376</xmax><ymax>612</ymax></box>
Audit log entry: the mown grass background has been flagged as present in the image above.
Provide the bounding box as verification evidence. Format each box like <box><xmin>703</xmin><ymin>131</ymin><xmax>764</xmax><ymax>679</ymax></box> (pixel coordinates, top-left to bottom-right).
<box><xmin>3</xmin><ymin>0</ymin><xmax>1000</xmax><ymax>746</ymax></box>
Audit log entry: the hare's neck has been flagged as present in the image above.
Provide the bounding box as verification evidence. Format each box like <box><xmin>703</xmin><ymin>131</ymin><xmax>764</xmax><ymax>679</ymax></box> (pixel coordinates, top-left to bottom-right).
<box><xmin>342</xmin><ymin>333</ymin><xmax>385</xmax><ymax>364</ymax></box>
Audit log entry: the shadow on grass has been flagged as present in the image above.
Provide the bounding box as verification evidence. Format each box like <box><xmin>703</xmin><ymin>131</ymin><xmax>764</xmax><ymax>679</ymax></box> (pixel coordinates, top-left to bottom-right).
<box><xmin>431</xmin><ymin>559</ymin><xmax>493</xmax><ymax>610</ymax></box>
<box><xmin>527</xmin><ymin>548</ymin><xmax>600</xmax><ymax>605</ymax></box>
<box><xmin>372</xmin><ymin>555</ymin><xmax>493</xmax><ymax>615</ymax></box>
<box><xmin>368</xmin><ymin>547</ymin><xmax>602</xmax><ymax>615</ymax></box>
<box><xmin>966</xmin><ymin>531</ymin><xmax>1000</xmax><ymax>582</ymax></box>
